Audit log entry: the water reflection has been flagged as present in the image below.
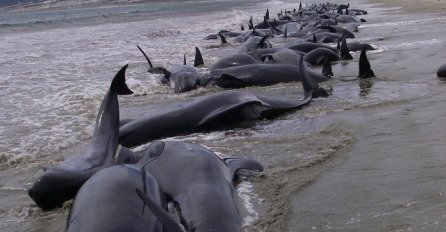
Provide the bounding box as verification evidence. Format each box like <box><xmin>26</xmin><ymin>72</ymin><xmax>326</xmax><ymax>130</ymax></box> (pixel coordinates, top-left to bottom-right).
<box><xmin>359</xmin><ymin>79</ymin><xmax>373</xmax><ymax>97</ymax></box>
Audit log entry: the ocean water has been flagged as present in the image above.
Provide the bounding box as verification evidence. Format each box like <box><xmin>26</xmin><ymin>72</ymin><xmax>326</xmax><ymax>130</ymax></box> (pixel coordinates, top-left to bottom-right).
<box><xmin>1</xmin><ymin>0</ymin><xmax>444</xmax><ymax>231</ymax></box>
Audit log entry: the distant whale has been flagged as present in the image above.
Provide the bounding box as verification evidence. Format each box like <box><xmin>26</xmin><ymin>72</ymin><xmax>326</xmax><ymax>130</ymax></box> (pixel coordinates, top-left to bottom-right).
<box><xmin>137</xmin><ymin>45</ymin><xmax>204</xmax><ymax>93</ymax></box>
<box><xmin>28</xmin><ymin>65</ymin><xmax>133</xmax><ymax>210</ymax></box>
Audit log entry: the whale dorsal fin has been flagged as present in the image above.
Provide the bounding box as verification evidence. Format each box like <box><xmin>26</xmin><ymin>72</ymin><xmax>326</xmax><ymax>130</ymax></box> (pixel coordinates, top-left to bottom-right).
<box><xmin>358</xmin><ymin>48</ymin><xmax>375</xmax><ymax>79</ymax></box>
<box><xmin>135</xmin><ymin>189</ymin><xmax>183</xmax><ymax>232</ymax></box>
<box><xmin>110</xmin><ymin>64</ymin><xmax>134</xmax><ymax>95</ymax></box>
<box><xmin>224</xmin><ymin>158</ymin><xmax>264</xmax><ymax>178</ymax></box>
<box><xmin>340</xmin><ymin>34</ymin><xmax>353</xmax><ymax>60</ymax></box>
<box><xmin>299</xmin><ymin>57</ymin><xmax>328</xmax><ymax>98</ymax></box>
<box><xmin>258</xmin><ymin>34</ymin><xmax>270</xmax><ymax>49</ymax></box>
<box><xmin>194</xmin><ymin>47</ymin><xmax>204</xmax><ymax>67</ymax></box>
<box><xmin>183</xmin><ymin>54</ymin><xmax>186</xmax><ymax>65</ymax></box>
<box><xmin>248</xmin><ymin>16</ymin><xmax>253</xmax><ymax>30</ymax></box>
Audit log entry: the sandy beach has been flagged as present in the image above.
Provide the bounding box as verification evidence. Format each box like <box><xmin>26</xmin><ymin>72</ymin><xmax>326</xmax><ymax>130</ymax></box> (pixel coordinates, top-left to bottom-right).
<box><xmin>273</xmin><ymin>0</ymin><xmax>446</xmax><ymax>231</ymax></box>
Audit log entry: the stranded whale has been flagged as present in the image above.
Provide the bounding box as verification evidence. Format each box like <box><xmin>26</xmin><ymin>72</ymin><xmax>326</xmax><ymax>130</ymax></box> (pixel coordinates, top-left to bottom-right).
<box><xmin>28</xmin><ymin>65</ymin><xmax>133</xmax><ymax>210</ymax></box>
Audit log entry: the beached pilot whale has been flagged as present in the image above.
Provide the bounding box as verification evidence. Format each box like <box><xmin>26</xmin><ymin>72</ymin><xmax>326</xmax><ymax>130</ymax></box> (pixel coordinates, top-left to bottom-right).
<box><xmin>119</xmin><ymin>57</ymin><xmax>327</xmax><ymax>148</ymax></box>
<box><xmin>67</xmin><ymin>145</ymin><xmax>183</xmax><ymax>232</ymax></box>
<box><xmin>200</xmin><ymin>53</ymin><xmax>332</xmax><ymax>89</ymax></box>
<box><xmin>28</xmin><ymin>65</ymin><xmax>133</xmax><ymax>210</ymax></box>
<box><xmin>137</xmin><ymin>45</ymin><xmax>204</xmax><ymax>93</ymax></box>
<box><xmin>143</xmin><ymin>140</ymin><xmax>264</xmax><ymax>232</ymax></box>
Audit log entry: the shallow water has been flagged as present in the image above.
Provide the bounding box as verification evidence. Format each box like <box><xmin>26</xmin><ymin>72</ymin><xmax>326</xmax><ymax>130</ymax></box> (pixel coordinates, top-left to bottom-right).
<box><xmin>1</xmin><ymin>0</ymin><xmax>445</xmax><ymax>231</ymax></box>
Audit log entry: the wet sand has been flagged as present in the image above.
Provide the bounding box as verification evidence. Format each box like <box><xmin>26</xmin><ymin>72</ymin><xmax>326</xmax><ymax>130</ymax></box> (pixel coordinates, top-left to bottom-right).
<box><xmin>243</xmin><ymin>0</ymin><xmax>446</xmax><ymax>231</ymax></box>
<box><xmin>278</xmin><ymin>1</ymin><xmax>446</xmax><ymax>232</ymax></box>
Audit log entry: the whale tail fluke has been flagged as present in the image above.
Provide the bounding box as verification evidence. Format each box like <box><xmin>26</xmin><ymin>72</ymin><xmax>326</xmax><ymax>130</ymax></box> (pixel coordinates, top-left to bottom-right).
<box><xmin>111</xmin><ymin>64</ymin><xmax>133</xmax><ymax>95</ymax></box>
<box><xmin>136</xmin><ymin>45</ymin><xmax>153</xmax><ymax>69</ymax></box>
<box><xmin>358</xmin><ymin>48</ymin><xmax>375</xmax><ymax>79</ymax></box>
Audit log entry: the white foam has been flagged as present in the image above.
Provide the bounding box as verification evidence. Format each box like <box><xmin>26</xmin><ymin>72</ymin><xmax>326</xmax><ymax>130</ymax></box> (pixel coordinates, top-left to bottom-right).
<box><xmin>237</xmin><ymin>180</ymin><xmax>260</xmax><ymax>227</ymax></box>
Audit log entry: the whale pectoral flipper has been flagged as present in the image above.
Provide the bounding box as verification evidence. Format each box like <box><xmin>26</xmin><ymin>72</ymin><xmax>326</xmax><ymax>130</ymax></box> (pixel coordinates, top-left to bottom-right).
<box><xmin>150</xmin><ymin>66</ymin><xmax>171</xmax><ymax>76</ymax></box>
<box><xmin>137</xmin><ymin>141</ymin><xmax>166</xmax><ymax>168</ymax></box>
<box><xmin>135</xmin><ymin>189</ymin><xmax>183</xmax><ymax>232</ymax></box>
<box><xmin>196</xmin><ymin>101</ymin><xmax>262</xmax><ymax>129</ymax></box>
<box><xmin>217</xmin><ymin>74</ymin><xmax>252</xmax><ymax>88</ymax></box>
<box><xmin>115</xmin><ymin>147</ymin><xmax>141</xmax><ymax>164</ymax></box>
<box><xmin>149</xmin><ymin>67</ymin><xmax>171</xmax><ymax>79</ymax></box>
<box><xmin>224</xmin><ymin>158</ymin><xmax>264</xmax><ymax>178</ymax></box>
